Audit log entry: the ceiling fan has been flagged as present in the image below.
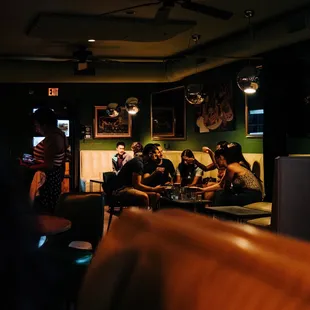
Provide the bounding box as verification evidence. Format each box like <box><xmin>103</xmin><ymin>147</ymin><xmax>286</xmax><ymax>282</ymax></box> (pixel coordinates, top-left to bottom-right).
<box><xmin>100</xmin><ymin>0</ymin><xmax>233</xmax><ymax>23</ymax></box>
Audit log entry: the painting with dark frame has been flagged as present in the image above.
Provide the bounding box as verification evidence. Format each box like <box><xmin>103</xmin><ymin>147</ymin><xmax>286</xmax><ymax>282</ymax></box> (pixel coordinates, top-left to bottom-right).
<box><xmin>195</xmin><ymin>82</ymin><xmax>235</xmax><ymax>133</ymax></box>
<box><xmin>152</xmin><ymin>107</ymin><xmax>175</xmax><ymax>137</ymax></box>
<box><xmin>151</xmin><ymin>86</ymin><xmax>186</xmax><ymax>140</ymax></box>
<box><xmin>94</xmin><ymin>106</ymin><xmax>132</xmax><ymax>138</ymax></box>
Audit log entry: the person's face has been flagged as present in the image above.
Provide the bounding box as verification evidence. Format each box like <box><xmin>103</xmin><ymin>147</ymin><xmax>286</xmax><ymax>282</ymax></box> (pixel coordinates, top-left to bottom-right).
<box><xmin>148</xmin><ymin>149</ymin><xmax>161</xmax><ymax>164</ymax></box>
<box><xmin>216</xmin><ymin>155</ymin><xmax>227</xmax><ymax>167</ymax></box>
<box><xmin>157</xmin><ymin>146</ymin><xmax>163</xmax><ymax>159</ymax></box>
<box><xmin>183</xmin><ymin>156</ymin><xmax>193</xmax><ymax>165</ymax></box>
<box><xmin>34</xmin><ymin>121</ymin><xmax>44</xmax><ymax>135</ymax></box>
<box><xmin>116</xmin><ymin>145</ymin><xmax>125</xmax><ymax>156</ymax></box>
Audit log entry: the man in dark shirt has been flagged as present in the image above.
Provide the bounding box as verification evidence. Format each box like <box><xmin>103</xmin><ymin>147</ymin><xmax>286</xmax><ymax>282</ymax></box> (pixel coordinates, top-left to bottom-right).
<box><xmin>113</xmin><ymin>143</ymin><xmax>165</xmax><ymax>210</ymax></box>
<box><xmin>143</xmin><ymin>143</ymin><xmax>175</xmax><ymax>187</ymax></box>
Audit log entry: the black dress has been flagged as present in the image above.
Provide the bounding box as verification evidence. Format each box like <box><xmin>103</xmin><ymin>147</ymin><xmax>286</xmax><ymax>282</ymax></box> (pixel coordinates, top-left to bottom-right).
<box><xmin>33</xmin><ymin>131</ymin><xmax>66</xmax><ymax>213</ymax></box>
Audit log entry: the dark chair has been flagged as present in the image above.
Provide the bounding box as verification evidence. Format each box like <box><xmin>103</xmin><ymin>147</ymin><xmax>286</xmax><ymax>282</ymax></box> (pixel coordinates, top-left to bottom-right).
<box><xmin>42</xmin><ymin>192</ymin><xmax>105</xmax><ymax>308</ymax></box>
<box><xmin>54</xmin><ymin>192</ymin><xmax>105</xmax><ymax>250</ymax></box>
<box><xmin>102</xmin><ymin>172</ymin><xmax>121</xmax><ymax>232</ymax></box>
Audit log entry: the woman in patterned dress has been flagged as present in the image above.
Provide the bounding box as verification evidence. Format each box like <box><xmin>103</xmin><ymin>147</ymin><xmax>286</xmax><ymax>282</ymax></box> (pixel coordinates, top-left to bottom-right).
<box><xmin>200</xmin><ymin>143</ymin><xmax>263</xmax><ymax>206</ymax></box>
<box><xmin>27</xmin><ymin>108</ymin><xmax>68</xmax><ymax>213</ymax></box>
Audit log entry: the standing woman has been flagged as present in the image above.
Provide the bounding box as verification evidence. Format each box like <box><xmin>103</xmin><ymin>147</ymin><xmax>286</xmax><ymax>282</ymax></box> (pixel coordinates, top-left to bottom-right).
<box><xmin>25</xmin><ymin>108</ymin><xmax>68</xmax><ymax>213</ymax></box>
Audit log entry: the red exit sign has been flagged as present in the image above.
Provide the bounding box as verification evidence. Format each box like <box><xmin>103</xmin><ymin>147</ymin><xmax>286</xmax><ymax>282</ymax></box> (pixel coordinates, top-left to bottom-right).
<box><xmin>48</xmin><ymin>88</ymin><xmax>59</xmax><ymax>96</ymax></box>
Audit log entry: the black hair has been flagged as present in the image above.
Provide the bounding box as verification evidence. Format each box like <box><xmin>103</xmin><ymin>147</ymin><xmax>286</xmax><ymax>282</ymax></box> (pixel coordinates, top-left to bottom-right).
<box><xmin>216</xmin><ymin>141</ymin><xmax>229</xmax><ymax>148</ymax></box>
<box><xmin>215</xmin><ymin>143</ymin><xmax>250</xmax><ymax>170</ymax></box>
<box><xmin>153</xmin><ymin>143</ymin><xmax>161</xmax><ymax>147</ymax></box>
<box><xmin>231</xmin><ymin>142</ymin><xmax>251</xmax><ymax>170</ymax></box>
<box><xmin>131</xmin><ymin>142</ymin><xmax>143</xmax><ymax>155</ymax></box>
<box><xmin>33</xmin><ymin>107</ymin><xmax>57</xmax><ymax>128</ymax></box>
<box><xmin>116</xmin><ymin>141</ymin><xmax>125</xmax><ymax>148</ymax></box>
<box><xmin>142</xmin><ymin>143</ymin><xmax>158</xmax><ymax>156</ymax></box>
<box><xmin>178</xmin><ymin>149</ymin><xmax>196</xmax><ymax>182</ymax></box>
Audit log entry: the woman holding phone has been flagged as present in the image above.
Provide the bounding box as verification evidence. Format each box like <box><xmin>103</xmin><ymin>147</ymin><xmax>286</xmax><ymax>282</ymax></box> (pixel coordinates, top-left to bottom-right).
<box><xmin>21</xmin><ymin>108</ymin><xmax>68</xmax><ymax>213</ymax></box>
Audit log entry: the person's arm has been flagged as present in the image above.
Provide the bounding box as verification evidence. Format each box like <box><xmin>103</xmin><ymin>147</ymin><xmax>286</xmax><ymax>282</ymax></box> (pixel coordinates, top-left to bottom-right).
<box><xmin>188</xmin><ymin>167</ymin><xmax>204</xmax><ymax>186</ymax></box>
<box><xmin>167</xmin><ymin>160</ymin><xmax>176</xmax><ymax>181</ymax></box>
<box><xmin>188</xmin><ymin>176</ymin><xmax>200</xmax><ymax>186</ymax></box>
<box><xmin>202</xmin><ymin>146</ymin><xmax>219</xmax><ymax>169</ymax></box>
<box><xmin>133</xmin><ymin>173</ymin><xmax>164</xmax><ymax>193</ymax></box>
<box><xmin>112</xmin><ymin>158</ymin><xmax>117</xmax><ymax>173</ymax></box>
<box><xmin>183</xmin><ymin>156</ymin><xmax>216</xmax><ymax>172</ymax></box>
<box><xmin>175</xmin><ymin>166</ymin><xmax>181</xmax><ymax>184</ymax></box>
<box><xmin>29</xmin><ymin>136</ymin><xmax>58</xmax><ymax>171</ymax></box>
<box><xmin>194</xmin><ymin>159</ymin><xmax>216</xmax><ymax>172</ymax></box>
<box><xmin>142</xmin><ymin>170</ymin><xmax>162</xmax><ymax>184</ymax></box>
<box><xmin>200</xmin><ymin>182</ymin><xmax>222</xmax><ymax>192</ymax></box>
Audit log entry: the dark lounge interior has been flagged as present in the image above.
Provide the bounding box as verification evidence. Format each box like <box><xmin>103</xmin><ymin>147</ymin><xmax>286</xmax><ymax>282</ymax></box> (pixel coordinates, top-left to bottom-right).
<box><xmin>3</xmin><ymin>0</ymin><xmax>310</xmax><ymax>309</ymax></box>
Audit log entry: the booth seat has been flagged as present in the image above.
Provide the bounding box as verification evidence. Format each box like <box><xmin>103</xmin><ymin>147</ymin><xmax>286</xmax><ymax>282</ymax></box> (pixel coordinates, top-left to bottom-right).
<box><xmin>80</xmin><ymin>150</ymin><xmax>264</xmax><ymax>192</ymax></box>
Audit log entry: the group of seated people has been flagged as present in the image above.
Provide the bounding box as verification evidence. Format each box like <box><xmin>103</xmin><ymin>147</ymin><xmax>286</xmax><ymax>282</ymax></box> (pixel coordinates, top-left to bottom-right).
<box><xmin>110</xmin><ymin>140</ymin><xmax>263</xmax><ymax>210</ymax></box>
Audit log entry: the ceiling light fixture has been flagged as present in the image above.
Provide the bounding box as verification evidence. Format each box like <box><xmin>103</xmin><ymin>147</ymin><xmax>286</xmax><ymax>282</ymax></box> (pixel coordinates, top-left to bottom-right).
<box><xmin>125</xmin><ymin>97</ymin><xmax>140</xmax><ymax>115</ymax></box>
<box><xmin>236</xmin><ymin>10</ymin><xmax>260</xmax><ymax>95</ymax></box>
<box><xmin>185</xmin><ymin>84</ymin><xmax>205</xmax><ymax>105</ymax></box>
<box><xmin>106</xmin><ymin>103</ymin><xmax>120</xmax><ymax>118</ymax></box>
<box><xmin>88</xmin><ymin>39</ymin><xmax>95</xmax><ymax>42</ymax></box>
<box><xmin>237</xmin><ymin>65</ymin><xmax>260</xmax><ymax>95</ymax></box>
<box><xmin>185</xmin><ymin>34</ymin><xmax>205</xmax><ymax>105</ymax></box>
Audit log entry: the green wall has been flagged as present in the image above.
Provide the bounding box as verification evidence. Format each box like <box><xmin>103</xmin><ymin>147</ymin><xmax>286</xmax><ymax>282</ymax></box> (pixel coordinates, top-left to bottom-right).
<box><xmin>76</xmin><ymin>64</ymin><xmax>263</xmax><ymax>153</ymax></box>
<box><xmin>3</xmin><ymin>61</ymin><xmax>263</xmax><ymax>155</ymax></box>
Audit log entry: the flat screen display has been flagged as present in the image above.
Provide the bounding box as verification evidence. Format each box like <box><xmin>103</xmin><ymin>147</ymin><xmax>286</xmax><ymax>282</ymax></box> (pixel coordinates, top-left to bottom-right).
<box><xmin>33</xmin><ymin>136</ymin><xmax>44</xmax><ymax>147</ymax></box>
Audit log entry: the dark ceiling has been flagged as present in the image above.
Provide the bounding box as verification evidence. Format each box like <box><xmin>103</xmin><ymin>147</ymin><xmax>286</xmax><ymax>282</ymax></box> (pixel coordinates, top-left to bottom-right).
<box><xmin>1</xmin><ymin>0</ymin><xmax>310</xmax><ymax>60</ymax></box>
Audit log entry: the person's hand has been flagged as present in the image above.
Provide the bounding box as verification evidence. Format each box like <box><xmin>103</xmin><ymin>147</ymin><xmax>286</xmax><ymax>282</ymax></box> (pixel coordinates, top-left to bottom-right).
<box><xmin>202</xmin><ymin>146</ymin><xmax>212</xmax><ymax>153</ymax></box>
<box><xmin>183</xmin><ymin>156</ymin><xmax>195</xmax><ymax>164</ymax></box>
<box><xmin>19</xmin><ymin>158</ymin><xmax>29</xmax><ymax>168</ymax></box>
<box><xmin>154</xmin><ymin>185</ymin><xmax>166</xmax><ymax>193</ymax></box>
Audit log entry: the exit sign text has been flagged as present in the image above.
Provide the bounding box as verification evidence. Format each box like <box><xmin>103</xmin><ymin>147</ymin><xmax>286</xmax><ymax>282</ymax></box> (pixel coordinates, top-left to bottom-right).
<box><xmin>48</xmin><ymin>88</ymin><xmax>59</xmax><ymax>96</ymax></box>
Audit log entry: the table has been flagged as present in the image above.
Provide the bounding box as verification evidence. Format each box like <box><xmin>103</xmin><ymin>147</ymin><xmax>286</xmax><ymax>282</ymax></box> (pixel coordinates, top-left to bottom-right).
<box><xmin>89</xmin><ymin>179</ymin><xmax>104</xmax><ymax>192</ymax></box>
<box><xmin>36</xmin><ymin>215</ymin><xmax>72</xmax><ymax>235</ymax></box>
<box><xmin>204</xmin><ymin>206</ymin><xmax>271</xmax><ymax>223</ymax></box>
<box><xmin>160</xmin><ymin>196</ymin><xmax>212</xmax><ymax>213</ymax></box>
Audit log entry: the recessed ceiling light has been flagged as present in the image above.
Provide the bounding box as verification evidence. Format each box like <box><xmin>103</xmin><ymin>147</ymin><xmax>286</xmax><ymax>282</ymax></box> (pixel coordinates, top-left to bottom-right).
<box><xmin>88</xmin><ymin>39</ymin><xmax>95</xmax><ymax>42</ymax></box>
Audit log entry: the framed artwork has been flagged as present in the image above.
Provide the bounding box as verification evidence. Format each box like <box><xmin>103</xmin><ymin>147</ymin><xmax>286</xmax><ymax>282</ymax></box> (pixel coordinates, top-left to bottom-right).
<box><xmin>94</xmin><ymin>106</ymin><xmax>132</xmax><ymax>138</ymax></box>
<box><xmin>195</xmin><ymin>82</ymin><xmax>235</xmax><ymax>133</ymax></box>
<box><xmin>151</xmin><ymin>86</ymin><xmax>186</xmax><ymax>140</ymax></box>
<box><xmin>152</xmin><ymin>107</ymin><xmax>175</xmax><ymax>137</ymax></box>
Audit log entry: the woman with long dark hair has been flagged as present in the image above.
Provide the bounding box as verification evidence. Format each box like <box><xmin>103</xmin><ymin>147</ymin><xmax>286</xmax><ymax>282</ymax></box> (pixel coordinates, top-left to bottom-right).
<box><xmin>175</xmin><ymin>149</ymin><xmax>203</xmax><ymax>187</ymax></box>
<box><xmin>200</xmin><ymin>143</ymin><xmax>263</xmax><ymax>206</ymax></box>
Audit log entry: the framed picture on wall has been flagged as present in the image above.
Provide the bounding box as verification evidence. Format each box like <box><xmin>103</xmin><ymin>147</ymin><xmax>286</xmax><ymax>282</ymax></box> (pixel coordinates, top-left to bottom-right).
<box><xmin>151</xmin><ymin>86</ymin><xmax>185</xmax><ymax>140</ymax></box>
<box><xmin>94</xmin><ymin>106</ymin><xmax>132</xmax><ymax>138</ymax></box>
<box><xmin>152</xmin><ymin>107</ymin><xmax>175</xmax><ymax>137</ymax></box>
<box><xmin>195</xmin><ymin>82</ymin><xmax>235</xmax><ymax>133</ymax></box>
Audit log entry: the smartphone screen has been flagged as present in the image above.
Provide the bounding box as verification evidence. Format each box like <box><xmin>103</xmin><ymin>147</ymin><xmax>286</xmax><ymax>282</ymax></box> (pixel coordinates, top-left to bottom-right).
<box><xmin>22</xmin><ymin>153</ymin><xmax>35</xmax><ymax>164</ymax></box>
